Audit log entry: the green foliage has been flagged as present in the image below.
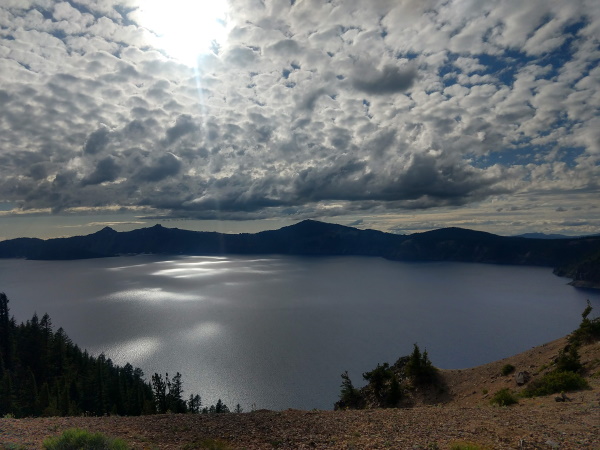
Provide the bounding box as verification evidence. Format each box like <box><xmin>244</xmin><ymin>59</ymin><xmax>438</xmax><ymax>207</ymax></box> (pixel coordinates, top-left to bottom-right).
<box><xmin>42</xmin><ymin>428</ymin><xmax>130</xmax><ymax>450</ymax></box>
<box><xmin>522</xmin><ymin>371</ymin><xmax>589</xmax><ymax>397</ymax></box>
<box><xmin>363</xmin><ymin>363</ymin><xmax>393</xmax><ymax>398</ymax></box>
<box><xmin>188</xmin><ymin>394</ymin><xmax>202</xmax><ymax>414</ymax></box>
<box><xmin>387</xmin><ymin>374</ymin><xmax>402</xmax><ymax>406</ymax></box>
<box><xmin>569</xmin><ymin>300</ymin><xmax>600</xmax><ymax>345</ymax></box>
<box><xmin>520</xmin><ymin>303</ymin><xmax>597</xmax><ymax>398</ymax></box>
<box><xmin>0</xmin><ymin>443</ymin><xmax>28</xmax><ymax>450</ymax></box>
<box><xmin>405</xmin><ymin>344</ymin><xmax>437</xmax><ymax>385</ymax></box>
<box><xmin>555</xmin><ymin>345</ymin><xmax>582</xmax><ymax>373</ymax></box>
<box><xmin>0</xmin><ymin>292</ymin><xmax>154</xmax><ymax>418</ymax></box>
<box><xmin>336</xmin><ymin>371</ymin><xmax>362</xmax><ymax>409</ymax></box>
<box><xmin>500</xmin><ymin>364</ymin><xmax>515</xmax><ymax>376</ymax></box>
<box><xmin>489</xmin><ymin>388</ymin><xmax>518</xmax><ymax>406</ymax></box>
<box><xmin>151</xmin><ymin>372</ymin><xmax>189</xmax><ymax>413</ymax></box>
<box><xmin>201</xmin><ymin>399</ymin><xmax>230</xmax><ymax>414</ymax></box>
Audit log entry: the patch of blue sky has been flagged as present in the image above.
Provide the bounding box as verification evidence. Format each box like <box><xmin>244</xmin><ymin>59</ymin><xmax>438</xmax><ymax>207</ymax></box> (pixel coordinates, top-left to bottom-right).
<box><xmin>37</xmin><ymin>7</ymin><xmax>53</xmax><ymax>20</ymax></box>
<box><xmin>467</xmin><ymin>145</ymin><xmax>584</xmax><ymax>169</ymax></box>
<box><xmin>396</xmin><ymin>51</ymin><xmax>419</xmax><ymax>60</ymax></box>
<box><xmin>439</xmin><ymin>65</ymin><xmax>458</xmax><ymax>87</ymax></box>
<box><xmin>468</xmin><ymin>146</ymin><xmax>537</xmax><ymax>169</ymax></box>
<box><xmin>114</xmin><ymin>4</ymin><xmax>140</xmax><ymax>27</ymax></box>
<box><xmin>534</xmin><ymin>21</ymin><xmax>586</xmax><ymax>80</ymax></box>
<box><xmin>438</xmin><ymin>50</ymin><xmax>532</xmax><ymax>88</ymax></box>
<box><xmin>476</xmin><ymin>50</ymin><xmax>534</xmax><ymax>86</ymax></box>
<box><xmin>50</xmin><ymin>28</ymin><xmax>67</xmax><ymax>40</ymax></box>
<box><xmin>555</xmin><ymin>147</ymin><xmax>585</xmax><ymax>167</ymax></box>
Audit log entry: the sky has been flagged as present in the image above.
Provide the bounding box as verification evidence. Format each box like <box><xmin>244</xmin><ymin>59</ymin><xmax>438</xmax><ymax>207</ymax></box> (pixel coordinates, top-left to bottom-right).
<box><xmin>0</xmin><ymin>0</ymin><xmax>599</xmax><ymax>240</ymax></box>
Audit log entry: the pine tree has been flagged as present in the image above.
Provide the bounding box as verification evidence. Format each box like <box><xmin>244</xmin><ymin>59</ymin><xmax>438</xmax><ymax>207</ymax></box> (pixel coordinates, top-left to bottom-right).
<box><xmin>152</xmin><ymin>373</ymin><xmax>167</xmax><ymax>413</ymax></box>
<box><xmin>188</xmin><ymin>394</ymin><xmax>201</xmax><ymax>413</ymax></box>
<box><xmin>214</xmin><ymin>399</ymin><xmax>229</xmax><ymax>413</ymax></box>
<box><xmin>0</xmin><ymin>293</ymin><xmax>13</xmax><ymax>371</ymax></box>
<box><xmin>338</xmin><ymin>371</ymin><xmax>361</xmax><ymax>408</ymax></box>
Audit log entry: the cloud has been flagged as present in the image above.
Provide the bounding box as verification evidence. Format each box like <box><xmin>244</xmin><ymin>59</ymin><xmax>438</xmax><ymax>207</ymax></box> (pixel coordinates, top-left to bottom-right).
<box><xmin>0</xmin><ymin>0</ymin><xmax>598</xmax><ymax>235</ymax></box>
<box><xmin>134</xmin><ymin>153</ymin><xmax>182</xmax><ymax>182</ymax></box>
<box><xmin>82</xmin><ymin>156</ymin><xmax>120</xmax><ymax>186</ymax></box>
<box><xmin>165</xmin><ymin>115</ymin><xmax>198</xmax><ymax>144</ymax></box>
<box><xmin>84</xmin><ymin>127</ymin><xmax>111</xmax><ymax>155</ymax></box>
<box><xmin>352</xmin><ymin>64</ymin><xmax>418</xmax><ymax>95</ymax></box>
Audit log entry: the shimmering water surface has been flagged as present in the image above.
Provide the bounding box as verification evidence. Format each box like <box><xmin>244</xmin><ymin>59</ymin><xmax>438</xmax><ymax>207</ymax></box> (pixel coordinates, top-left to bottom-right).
<box><xmin>1</xmin><ymin>255</ymin><xmax>599</xmax><ymax>410</ymax></box>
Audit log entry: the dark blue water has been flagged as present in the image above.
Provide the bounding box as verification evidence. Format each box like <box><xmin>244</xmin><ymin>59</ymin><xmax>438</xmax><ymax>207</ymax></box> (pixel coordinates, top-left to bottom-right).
<box><xmin>0</xmin><ymin>255</ymin><xmax>598</xmax><ymax>410</ymax></box>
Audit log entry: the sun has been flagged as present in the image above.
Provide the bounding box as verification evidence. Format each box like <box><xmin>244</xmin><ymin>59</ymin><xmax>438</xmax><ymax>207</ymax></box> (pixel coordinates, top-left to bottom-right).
<box><xmin>137</xmin><ymin>0</ymin><xmax>230</xmax><ymax>66</ymax></box>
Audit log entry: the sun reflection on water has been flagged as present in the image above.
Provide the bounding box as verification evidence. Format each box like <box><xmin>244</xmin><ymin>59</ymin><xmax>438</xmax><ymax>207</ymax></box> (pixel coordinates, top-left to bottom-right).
<box><xmin>93</xmin><ymin>337</ymin><xmax>162</xmax><ymax>366</ymax></box>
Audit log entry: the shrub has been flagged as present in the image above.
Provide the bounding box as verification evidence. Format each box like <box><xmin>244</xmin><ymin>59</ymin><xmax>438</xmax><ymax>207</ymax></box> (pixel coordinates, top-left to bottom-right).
<box><xmin>570</xmin><ymin>300</ymin><xmax>600</xmax><ymax>345</ymax></box>
<box><xmin>522</xmin><ymin>371</ymin><xmax>589</xmax><ymax>397</ymax></box>
<box><xmin>489</xmin><ymin>388</ymin><xmax>518</xmax><ymax>406</ymax></box>
<box><xmin>555</xmin><ymin>345</ymin><xmax>582</xmax><ymax>373</ymax></box>
<box><xmin>338</xmin><ymin>371</ymin><xmax>362</xmax><ymax>408</ymax></box>
<box><xmin>500</xmin><ymin>364</ymin><xmax>515</xmax><ymax>376</ymax></box>
<box><xmin>386</xmin><ymin>374</ymin><xmax>402</xmax><ymax>406</ymax></box>
<box><xmin>363</xmin><ymin>363</ymin><xmax>393</xmax><ymax>398</ymax></box>
<box><xmin>405</xmin><ymin>344</ymin><xmax>437</xmax><ymax>385</ymax></box>
<box><xmin>43</xmin><ymin>428</ymin><xmax>129</xmax><ymax>450</ymax></box>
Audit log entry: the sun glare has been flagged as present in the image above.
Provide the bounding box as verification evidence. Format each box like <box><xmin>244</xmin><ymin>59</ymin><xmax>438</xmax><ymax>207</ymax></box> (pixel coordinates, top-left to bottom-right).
<box><xmin>138</xmin><ymin>0</ymin><xmax>230</xmax><ymax>66</ymax></box>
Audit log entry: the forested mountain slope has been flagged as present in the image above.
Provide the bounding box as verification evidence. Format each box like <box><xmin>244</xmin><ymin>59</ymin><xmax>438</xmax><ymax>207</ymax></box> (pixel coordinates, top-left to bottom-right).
<box><xmin>1</xmin><ymin>220</ymin><xmax>600</xmax><ymax>288</ymax></box>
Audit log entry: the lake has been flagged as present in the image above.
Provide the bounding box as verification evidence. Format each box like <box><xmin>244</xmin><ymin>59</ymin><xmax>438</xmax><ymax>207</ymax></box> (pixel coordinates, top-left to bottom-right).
<box><xmin>0</xmin><ymin>255</ymin><xmax>598</xmax><ymax>411</ymax></box>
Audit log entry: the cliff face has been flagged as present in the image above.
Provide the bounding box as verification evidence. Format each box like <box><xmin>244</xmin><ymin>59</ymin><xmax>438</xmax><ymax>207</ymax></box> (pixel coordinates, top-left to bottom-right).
<box><xmin>554</xmin><ymin>250</ymin><xmax>600</xmax><ymax>289</ymax></box>
<box><xmin>1</xmin><ymin>220</ymin><xmax>600</xmax><ymax>288</ymax></box>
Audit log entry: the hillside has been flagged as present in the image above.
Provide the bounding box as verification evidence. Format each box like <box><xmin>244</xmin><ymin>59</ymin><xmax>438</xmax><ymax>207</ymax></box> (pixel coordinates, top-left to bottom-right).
<box><xmin>1</xmin><ymin>335</ymin><xmax>598</xmax><ymax>449</ymax></box>
<box><xmin>1</xmin><ymin>220</ymin><xmax>600</xmax><ymax>288</ymax></box>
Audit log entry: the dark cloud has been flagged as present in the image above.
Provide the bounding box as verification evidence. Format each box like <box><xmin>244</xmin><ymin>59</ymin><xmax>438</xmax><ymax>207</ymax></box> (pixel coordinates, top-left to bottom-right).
<box><xmin>288</xmin><ymin>153</ymin><xmax>505</xmax><ymax>208</ymax></box>
<box><xmin>134</xmin><ymin>153</ymin><xmax>182</xmax><ymax>182</ymax></box>
<box><xmin>82</xmin><ymin>156</ymin><xmax>120</xmax><ymax>186</ymax></box>
<box><xmin>28</xmin><ymin>163</ymin><xmax>48</xmax><ymax>181</ymax></box>
<box><xmin>0</xmin><ymin>89</ymin><xmax>10</xmax><ymax>104</ymax></box>
<box><xmin>84</xmin><ymin>127</ymin><xmax>110</xmax><ymax>154</ymax></box>
<box><xmin>166</xmin><ymin>115</ymin><xmax>197</xmax><ymax>144</ymax></box>
<box><xmin>352</xmin><ymin>65</ymin><xmax>418</xmax><ymax>95</ymax></box>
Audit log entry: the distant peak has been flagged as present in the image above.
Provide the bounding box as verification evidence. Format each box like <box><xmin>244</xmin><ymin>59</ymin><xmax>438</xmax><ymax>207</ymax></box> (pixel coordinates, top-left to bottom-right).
<box><xmin>95</xmin><ymin>226</ymin><xmax>117</xmax><ymax>234</ymax></box>
<box><xmin>151</xmin><ymin>224</ymin><xmax>164</xmax><ymax>228</ymax></box>
<box><xmin>291</xmin><ymin>219</ymin><xmax>344</xmax><ymax>229</ymax></box>
<box><xmin>280</xmin><ymin>220</ymin><xmax>356</xmax><ymax>234</ymax></box>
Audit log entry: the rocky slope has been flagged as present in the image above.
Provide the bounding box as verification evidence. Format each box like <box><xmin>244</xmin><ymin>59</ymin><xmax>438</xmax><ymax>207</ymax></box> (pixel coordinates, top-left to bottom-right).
<box><xmin>1</xmin><ymin>336</ymin><xmax>598</xmax><ymax>449</ymax></box>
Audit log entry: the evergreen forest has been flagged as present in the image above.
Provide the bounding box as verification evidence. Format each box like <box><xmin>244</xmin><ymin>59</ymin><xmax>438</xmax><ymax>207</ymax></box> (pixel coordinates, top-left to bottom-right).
<box><xmin>0</xmin><ymin>292</ymin><xmax>229</xmax><ymax>417</ymax></box>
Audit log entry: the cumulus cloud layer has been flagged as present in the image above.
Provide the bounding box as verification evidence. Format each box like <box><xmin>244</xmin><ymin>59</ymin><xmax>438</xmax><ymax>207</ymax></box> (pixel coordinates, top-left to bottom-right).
<box><xmin>0</xmin><ymin>0</ymin><xmax>598</xmax><ymax>230</ymax></box>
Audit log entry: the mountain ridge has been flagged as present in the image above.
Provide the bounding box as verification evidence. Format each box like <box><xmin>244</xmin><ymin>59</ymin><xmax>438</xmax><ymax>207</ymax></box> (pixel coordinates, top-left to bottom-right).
<box><xmin>1</xmin><ymin>220</ymin><xmax>599</xmax><ymax>288</ymax></box>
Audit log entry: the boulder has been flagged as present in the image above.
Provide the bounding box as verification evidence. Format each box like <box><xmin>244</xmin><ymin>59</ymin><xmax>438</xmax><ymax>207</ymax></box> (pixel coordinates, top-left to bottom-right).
<box><xmin>515</xmin><ymin>371</ymin><xmax>530</xmax><ymax>386</ymax></box>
